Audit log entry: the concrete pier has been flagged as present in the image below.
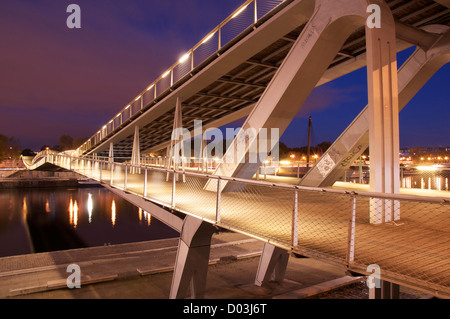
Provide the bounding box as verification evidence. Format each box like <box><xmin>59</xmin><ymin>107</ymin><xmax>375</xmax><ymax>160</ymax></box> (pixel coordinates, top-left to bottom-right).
<box><xmin>0</xmin><ymin>232</ymin><xmax>363</xmax><ymax>299</ymax></box>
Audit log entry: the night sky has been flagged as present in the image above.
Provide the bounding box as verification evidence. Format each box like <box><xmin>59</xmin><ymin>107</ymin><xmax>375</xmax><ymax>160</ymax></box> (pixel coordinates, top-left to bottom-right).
<box><xmin>1</xmin><ymin>0</ymin><xmax>449</xmax><ymax>151</ymax></box>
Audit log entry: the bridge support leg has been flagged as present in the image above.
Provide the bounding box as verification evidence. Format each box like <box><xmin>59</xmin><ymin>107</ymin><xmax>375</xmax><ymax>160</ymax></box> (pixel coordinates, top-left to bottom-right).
<box><xmin>369</xmin><ymin>280</ymin><xmax>400</xmax><ymax>299</ymax></box>
<box><xmin>109</xmin><ymin>142</ymin><xmax>114</xmax><ymax>162</ymax></box>
<box><xmin>131</xmin><ymin>126</ymin><xmax>141</xmax><ymax>174</ymax></box>
<box><xmin>170</xmin><ymin>216</ymin><xmax>216</xmax><ymax>299</ymax></box>
<box><xmin>366</xmin><ymin>4</ymin><xmax>401</xmax><ymax>224</ymax></box>
<box><xmin>166</xmin><ymin>97</ymin><xmax>186</xmax><ymax>182</ymax></box>
<box><xmin>255</xmin><ymin>243</ymin><xmax>289</xmax><ymax>286</ymax></box>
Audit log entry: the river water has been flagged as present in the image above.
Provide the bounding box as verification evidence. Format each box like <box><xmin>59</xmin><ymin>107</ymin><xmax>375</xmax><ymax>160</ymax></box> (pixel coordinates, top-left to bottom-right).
<box><xmin>0</xmin><ymin>186</ymin><xmax>179</xmax><ymax>258</ymax></box>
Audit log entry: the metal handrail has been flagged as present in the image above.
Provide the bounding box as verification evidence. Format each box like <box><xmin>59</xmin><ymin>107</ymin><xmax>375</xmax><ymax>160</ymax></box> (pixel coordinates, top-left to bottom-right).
<box><xmin>52</xmin><ymin>154</ymin><xmax>450</xmax><ymax>204</ymax></box>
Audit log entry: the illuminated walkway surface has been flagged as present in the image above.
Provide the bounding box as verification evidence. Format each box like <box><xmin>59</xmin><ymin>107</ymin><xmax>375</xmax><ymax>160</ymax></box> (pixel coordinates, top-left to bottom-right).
<box><xmin>33</xmin><ymin>158</ymin><xmax>447</xmax><ymax>297</ymax></box>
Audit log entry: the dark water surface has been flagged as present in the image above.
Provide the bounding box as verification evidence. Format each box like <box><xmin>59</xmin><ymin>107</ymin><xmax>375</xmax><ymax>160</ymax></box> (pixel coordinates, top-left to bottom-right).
<box><xmin>0</xmin><ymin>186</ymin><xmax>179</xmax><ymax>258</ymax></box>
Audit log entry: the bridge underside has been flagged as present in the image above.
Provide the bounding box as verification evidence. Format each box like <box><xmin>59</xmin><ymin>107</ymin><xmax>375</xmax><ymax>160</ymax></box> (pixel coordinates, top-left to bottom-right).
<box><xmin>82</xmin><ymin>0</ymin><xmax>450</xmax><ymax>162</ymax></box>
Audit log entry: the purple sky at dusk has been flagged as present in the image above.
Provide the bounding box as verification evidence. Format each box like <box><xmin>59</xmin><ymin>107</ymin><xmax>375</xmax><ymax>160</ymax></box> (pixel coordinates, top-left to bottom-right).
<box><xmin>1</xmin><ymin>0</ymin><xmax>449</xmax><ymax>151</ymax></box>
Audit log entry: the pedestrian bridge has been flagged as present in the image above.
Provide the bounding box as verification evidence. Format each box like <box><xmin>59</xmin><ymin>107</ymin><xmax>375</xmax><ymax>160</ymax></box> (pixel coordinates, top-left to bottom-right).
<box><xmin>24</xmin><ymin>0</ymin><xmax>450</xmax><ymax>299</ymax></box>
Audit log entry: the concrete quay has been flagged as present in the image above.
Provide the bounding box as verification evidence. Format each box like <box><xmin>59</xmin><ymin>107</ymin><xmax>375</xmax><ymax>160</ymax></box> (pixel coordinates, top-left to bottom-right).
<box><xmin>0</xmin><ymin>231</ymin><xmax>369</xmax><ymax>300</ymax></box>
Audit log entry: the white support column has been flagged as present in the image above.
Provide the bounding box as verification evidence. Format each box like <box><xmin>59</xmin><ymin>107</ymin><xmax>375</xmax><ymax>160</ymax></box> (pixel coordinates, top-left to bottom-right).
<box><xmin>366</xmin><ymin>2</ymin><xmax>400</xmax><ymax>224</ymax></box>
<box><xmin>170</xmin><ymin>216</ymin><xmax>216</xmax><ymax>299</ymax></box>
<box><xmin>166</xmin><ymin>97</ymin><xmax>186</xmax><ymax>182</ymax></box>
<box><xmin>205</xmin><ymin>0</ymin><xmax>383</xmax><ymax>192</ymax></box>
<box><xmin>300</xmin><ymin>27</ymin><xmax>450</xmax><ymax>188</ymax></box>
<box><xmin>255</xmin><ymin>243</ymin><xmax>290</xmax><ymax>286</ymax></box>
<box><xmin>109</xmin><ymin>142</ymin><xmax>114</xmax><ymax>185</ymax></box>
<box><xmin>131</xmin><ymin>125</ymin><xmax>141</xmax><ymax>174</ymax></box>
<box><xmin>109</xmin><ymin>142</ymin><xmax>114</xmax><ymax>163</ymax></box>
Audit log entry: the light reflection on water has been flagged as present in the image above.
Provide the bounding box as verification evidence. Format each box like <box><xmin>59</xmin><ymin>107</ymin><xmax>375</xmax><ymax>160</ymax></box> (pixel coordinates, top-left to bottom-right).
<box><xmin>0</xmin><ymin>186</ymin><xmax>179</xmax><ymax>258</ymax></box>
<box><xmin>350</xmin><ymin>170</ymin><xmax>450</xmax><ymax>191</ymax></box>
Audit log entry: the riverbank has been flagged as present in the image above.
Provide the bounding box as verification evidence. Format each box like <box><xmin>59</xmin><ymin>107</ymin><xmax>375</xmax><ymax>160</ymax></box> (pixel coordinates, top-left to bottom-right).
<box><xmin>0</xmin><ymin>170</ymin><xmax>91</xmax><ymax>189</ymax></box>
<box><xmin>0</xmin><ymin>231</ymin><xmax>429</xmax><ymax>301</ymax></box>
<box><xmin>0</xmin><ymin>231</ymin><xmax>354</xmax><ymax>300</ymax></box>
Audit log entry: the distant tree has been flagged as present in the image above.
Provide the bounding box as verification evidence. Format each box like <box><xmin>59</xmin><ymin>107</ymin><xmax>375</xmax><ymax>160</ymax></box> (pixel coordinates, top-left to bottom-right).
<box><xmin>73</xmin><ymin>137</ymin><xmax>87</xmax><ymax>149</ymax></box>
<box><xmin>316</xmin><ymin>141</ymin><xmax>332</xmax><ymax>155</ymax></box>
<box><xmin>0</xmin><ymin>134</ymin><xmax>21</xmax><ymax>161</ymax></box>
<box><xmin>21</xmin><ymin>149</ymin><xmax>36</xmax><ymax>157</ymax></box>
<box><xmin>40</xmin><ymin>145</ymin><xmax>52</xmax><ymax>151</ymax></box>
<box><xmin>278</xmin><ymin>142</ymin><xmax>291</xmax><ymax>159</ymax></box>
<box><xmin>59</xmin><ymin>135</ymin><xmax>74</xmax><ymax>151</ymax></box>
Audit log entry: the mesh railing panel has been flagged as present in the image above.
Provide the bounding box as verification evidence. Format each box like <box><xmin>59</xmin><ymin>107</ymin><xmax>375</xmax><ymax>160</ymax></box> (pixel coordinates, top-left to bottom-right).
<box><xmin>221</xmin><ymin>4</ymin><xmax>255</xmax><ymax>47</ymax></box>
<box><xmin>257</xmin><ymin>0</ymin><xmax>286</xmax><ymax>20</ymax></box>
<box><xmin>296</xmin><ymin>191</ymin><xmax>352</xmax><ymax>261</ymax></box>
<box><xmin>353</xmin><ymin>196</ymin><xmax>450</xmax><ymax>292</ymax></box>
<box><xmin>193</xmin><ymin>33</ymin><xmax>219</xmax><ymax>68</ymax></box>
<box><xmin>220</xmin><ymin>181</ymin><xmax>294</xmax><ymax>245</ymax></box>
<box><xmin>173</xmin><ymin>174</ymin><xmax>217</xmax><ymax>221</ymax></box>
<box><xmin>145</xmin><ymin>169</ymin><xmax>173</xmax><ymax>207</ymax></box>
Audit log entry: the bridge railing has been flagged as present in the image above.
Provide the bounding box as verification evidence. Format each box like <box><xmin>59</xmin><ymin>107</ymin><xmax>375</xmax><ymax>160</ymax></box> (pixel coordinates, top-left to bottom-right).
<box><xmin>45</xmin><ymin>153</ymin><xmax>450</xmax><ymax>297</ymax></box>
<box><xmin>77</xmin><ymin>0</ymin><xmax>291</xmax><ymax>155</ymax></box>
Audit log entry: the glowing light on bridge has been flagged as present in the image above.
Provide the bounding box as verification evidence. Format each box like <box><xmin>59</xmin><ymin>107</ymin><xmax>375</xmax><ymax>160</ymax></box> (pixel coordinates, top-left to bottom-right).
<box><xmin>202</xmin><ymin>32</ymin><xmax>215</xmax><ymax>44</ymax></box>
<box><xmin>232</xmin><ymin>4</ymin><xmax>248</xmax><ymax>19</ymax></box>
<box><xmin>179</xmin><ymin>53</ymin><xmax>191</xmax><ymax>63</ymax></box>
<box><xmin>162</xmin><ymin>70</ymin><xmax>171</xmax><ymax>78</ymax></box>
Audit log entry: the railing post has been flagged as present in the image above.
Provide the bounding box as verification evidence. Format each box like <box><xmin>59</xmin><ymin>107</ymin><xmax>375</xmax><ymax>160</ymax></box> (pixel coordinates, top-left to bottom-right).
<box><xmin>292</xmin><ymin>189</ymin><xmax>298</xmax><ymax>247</ymax></box>
<box><xmin>144</xmin><ymin>167</ymin><xmax>148</xmax><ymax>197</ymax></box>
<box><xmin>347</xmin><ymin>195</ymin><xmax>357</xmax><ymax>264</ymax></box>
<box><xmin>254</xmin><ymin>0</ymin><xmax>258</xmax><ymax>23</ymax></box>
<box><xmin>171</xmin><ymin>170</ymin><xmax>176</xmax><ymax>208</ymax></box>
<box><xmin>124</xmin><ymin>164</ymin><xmax>128</xmax><ymax>190</ymax></box>
<box><xmin>216</xmin><ymin>178</ymin><xmax>222</xmax><ymax>223</ymax></box>
<box><xmin>110</xmin><ymin>162</ymin><xmax>114</xmax><ymax>185</ymax></box>
<box><xmin>100</xmin><ymin>160</ymin><xmax>103</xmax><ymax>182</ymax></box>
